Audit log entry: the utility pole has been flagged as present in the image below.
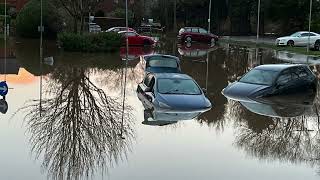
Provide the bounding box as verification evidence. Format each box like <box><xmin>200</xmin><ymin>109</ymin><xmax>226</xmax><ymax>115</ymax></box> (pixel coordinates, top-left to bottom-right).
<box><xmin>173</xmin><ymin>0</ymin><xmax>177</xmax><ymax>32</ymax></box>
<box><xmin>208</xmin><ymin>0</ymin><xmax>212</xmax><ymax>33</ymax></box>
<box><xmin>256</xmin><ymin>0</ymin><xmax>261</xmax><ymax>43</ymax></box>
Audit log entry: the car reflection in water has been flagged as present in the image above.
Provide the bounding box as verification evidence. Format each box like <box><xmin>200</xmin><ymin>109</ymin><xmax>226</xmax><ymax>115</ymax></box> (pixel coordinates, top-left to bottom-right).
<box><xmin>238</xmin><ymin>92</ymin><xmax>316</xmax><ymax>118</ymax></box>
<box><xmin>142</xmin><ymin>109</ymin><xmax>206</xmax><ymax>126</ymax></box>
<box><xmin>178</xmin><ymin>42</ymin><xmax>218</xmax><ymax>62</ymax></box>
<box><xmin>120</xmin><ymin>46</ymin><xmax>154</xmax><ymax>61</ymax></box>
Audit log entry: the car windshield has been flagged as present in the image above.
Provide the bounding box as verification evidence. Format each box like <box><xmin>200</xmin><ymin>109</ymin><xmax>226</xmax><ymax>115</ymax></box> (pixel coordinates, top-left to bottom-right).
<box><xmin>290</xmin><ymin>32</ymin><xmax>301</xmax><ymax>37</ymax></box>
<box><xmin>148</xmin><ymin>57</ymin><xmax>178</xmax><ymax>68</ymax></box>
<box><xmin>239</xmin><ymin>69</ymin><xmax>278</xmax><ymax>86</ymax></box>
<box><xmin>158</xmin><ymin>78</ymin><xmax>201</xmax><ymax>95</ymax></box>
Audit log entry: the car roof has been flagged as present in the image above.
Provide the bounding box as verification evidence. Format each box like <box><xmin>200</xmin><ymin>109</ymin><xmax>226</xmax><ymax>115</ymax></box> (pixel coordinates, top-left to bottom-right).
<box><xmin>151</xmin><ymin>73</ymin><xmax>192</xmax><ymax>79</ymax></box>
<box><xmin>144</xmin><ymin>54</ymin><xmax>180</xmax><ymax>61</ymax></box>
<box><xmin>118</xmin><ymin>30</ymin><xmax>136</xmax><ymax>34</ymax></box>
<box><xmin>254</xmin><ymin>64</ymin><xmax>307</xmax><ymax>72</ymax></box>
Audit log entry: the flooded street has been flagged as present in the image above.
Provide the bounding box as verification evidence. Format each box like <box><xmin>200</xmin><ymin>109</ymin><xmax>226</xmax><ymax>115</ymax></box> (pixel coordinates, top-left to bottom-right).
<box><xmin>2</xmin><ymin>38</ymin><xmax>320</xmax><ymax>180</ymax></box>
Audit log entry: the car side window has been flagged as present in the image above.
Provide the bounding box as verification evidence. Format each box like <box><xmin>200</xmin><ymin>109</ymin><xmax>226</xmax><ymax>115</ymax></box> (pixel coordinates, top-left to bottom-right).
<box><xmin>199</xmin><ymin>28</ymin><xmax>207</xmax><ymax>34</ymax></box>
<box><xmin>192</xmin><ymin>28</ymin><xmax>199</xmax><ymax>33</ymax></box>
<box><xmin>149</xmin><ymin>78</ymin><xmax>155</xmax><ymax>90</ymax></box>
<box><xmin>186</xmin><ymin>28</ymin><xmax>191</xmax><ymax>32</ymax></box>
<box><xmin>126</xmin><ymin>32</ymin><xmax>136</xmax><ymax>37</ymax></box>
<box><xmin>296</xmin><ymin>67</ymin><xmax>308</xmax><ymax>78</ymax></box>
<box><xmin>301</xmin><ymin>33</ymin><xmax>310</xmax><ymax>37</ymax></box>
<box><xmin>277</xmin><ymin>70</ymin><xmax>291</xmax><ymax>85</ymax></box>
<box><xmin>309</xmin><ymin>33</ymin><xmax>316</xmax><ymax>36</ymax></box>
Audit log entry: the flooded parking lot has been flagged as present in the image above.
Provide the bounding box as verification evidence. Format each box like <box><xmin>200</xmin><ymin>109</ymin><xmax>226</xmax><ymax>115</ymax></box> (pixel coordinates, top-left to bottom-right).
<box><xmin>2</xmin><ymin>38</ymin><xmax>320</xmax><ymax>180</ymax></box>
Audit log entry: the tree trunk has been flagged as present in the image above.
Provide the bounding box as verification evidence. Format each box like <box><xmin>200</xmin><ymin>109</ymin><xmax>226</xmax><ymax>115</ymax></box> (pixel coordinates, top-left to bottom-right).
<box><xmin>73</xmin><ymin>17</ymin><xmax>78</xmax><ymax>33</ymax></box>
<box><xmin>80</xmin><ymin>15</ymin><xmax>84</xmax><ymax>35</ymax></box>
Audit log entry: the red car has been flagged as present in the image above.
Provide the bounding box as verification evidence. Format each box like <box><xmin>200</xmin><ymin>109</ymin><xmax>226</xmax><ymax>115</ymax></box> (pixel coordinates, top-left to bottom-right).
<box><xmin>118</xmin><ymin>31</ymin><xmax>156</xmax><ymax>46</ymax></box>
<box><xmin>178</xmin><ymin>27</ymin><xmax>218</xmax><ymax>44</ymax></box>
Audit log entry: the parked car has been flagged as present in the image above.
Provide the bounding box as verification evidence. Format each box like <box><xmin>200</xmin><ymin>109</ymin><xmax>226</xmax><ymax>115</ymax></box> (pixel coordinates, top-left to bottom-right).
<box><xmin>275</xmin><ymin>31</ymin><xmax>320</xmax><ymax>47</ymax></box>
<box><xmin>118</xmin><ymin>31</ymin><xmax>156</xmax><ymax>46</ymax></box>
<box><xmin>309</xmin><ymin>39</ymin><xmax>320</xmax><ymax>51</ymax></box>
<box><xmin>142</xmin><ymin>108</ymin><xmax>206</xmax><ymax>126</ymax></box>
<box><xmin>137</xmin><ymin>73</ymin><xmax>212</xmax><ymax>112</ymax></box>
<box><xmin>106</xmin><ymin>27</ymin><xmax>136</xmax><ymax>33</ymax></box>
<box><xmin>139</xmin><ymin>54</ymin><xmax>181</xmax><ymax>73</ymax></box>
<box><xmin>178</xmin><ymin>27</ymin><xmax>219</xmax><ymax>44</ymax></box>
<box><xmin>222</xmin><ymin>64</ymin><xmax>317</xmax><ymax>101</ymax></box>
<box><xmin>120</xmin><ymin>46</ymin><xmax>154</xmax><ymax>61</ymax></box>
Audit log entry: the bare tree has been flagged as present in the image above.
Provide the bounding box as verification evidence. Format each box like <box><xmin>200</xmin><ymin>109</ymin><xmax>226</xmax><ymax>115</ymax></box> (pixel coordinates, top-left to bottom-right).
<box><xmin>20</xmin><ymin>66</ymin><xmax>134</xmax><ymax>180</ymax></box>
<box><xmin>56</xmin><ymin>0</ymin><xmax>103</xmax><ymax>33</ymax></box>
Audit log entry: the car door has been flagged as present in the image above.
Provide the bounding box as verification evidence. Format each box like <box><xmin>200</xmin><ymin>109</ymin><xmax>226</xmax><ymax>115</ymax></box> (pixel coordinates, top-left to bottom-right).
<box><xmin>191</xmin><ymin>28</ymin><xmax>200</xmax><ymax>41</ymax></box>
<box><xmin>298</xmin><ymin>33</ymin><xmax>312</xmax><ymax>46</ymax></box>
<box><xmin>126</xmin><ymin>32</ymin><xmax>138</xmax><ymax>45</ymax></box>
<box><xmin>274</xmin><ymin>70</ymin><xmax>292</xmax><ymax>95</ymax></box>
<box><xmin>199</xmin><ymin>28</ymin><xmax>209</xmax><ymax>42</ymax></box>
<box><xmin>137</xmin><ymin>74</ymin><xmax>155</xmax><ymax>108</ymax></box>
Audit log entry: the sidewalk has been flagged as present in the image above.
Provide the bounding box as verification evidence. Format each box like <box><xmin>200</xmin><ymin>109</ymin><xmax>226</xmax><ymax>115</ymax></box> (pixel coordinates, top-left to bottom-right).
<box><xmin>220</xmin><ymin>36</ymin><xmax>276</xmax><ymax>45</ymax></box>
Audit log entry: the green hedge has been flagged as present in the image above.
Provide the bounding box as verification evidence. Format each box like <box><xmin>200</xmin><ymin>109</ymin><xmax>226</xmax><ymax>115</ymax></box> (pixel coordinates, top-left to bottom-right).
<box><xmin>58</xmin><ymin>32</ymin><xmax>122</xmax><ymax>52</ymax></box>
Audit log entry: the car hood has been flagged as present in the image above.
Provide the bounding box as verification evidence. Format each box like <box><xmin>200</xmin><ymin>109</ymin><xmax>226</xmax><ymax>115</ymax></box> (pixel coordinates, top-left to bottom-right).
<box><xmin>222</xmin><ymin>82</ymin><xmax>270</xmax><ymax>101</ymax></box>
<box><xmin>157</xmin><ymin>93</ymin><xmax>211</xmax><ymax>111</ymax></box>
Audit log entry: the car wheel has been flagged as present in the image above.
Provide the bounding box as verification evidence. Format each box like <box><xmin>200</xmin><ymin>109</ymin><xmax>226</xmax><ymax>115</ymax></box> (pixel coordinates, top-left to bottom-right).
<box><xmin>314</xmin><ymin>40</ymin><xmax>320</xmax><ymax>51</ymax></box>
<box><xmin>287</xmin><ymin>40</ymin><xmax>294</xmax><ymax>47</ymax></box>
<box><xmin>186</xmin><ymin>36</ymin><xmax>192</xmax><ymax>43</ymax></box>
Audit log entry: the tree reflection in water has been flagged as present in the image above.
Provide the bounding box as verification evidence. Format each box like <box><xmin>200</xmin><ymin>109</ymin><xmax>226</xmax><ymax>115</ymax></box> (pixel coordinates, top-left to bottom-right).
<box><xmin>22</xmin><ymin>65</ymin><xmax>134</xmax><ymax>180</ymax></box>
<box><xmin>225</xmin><ymin>96</ymin><xmax>320</xmax><ymax>172</ymax></box>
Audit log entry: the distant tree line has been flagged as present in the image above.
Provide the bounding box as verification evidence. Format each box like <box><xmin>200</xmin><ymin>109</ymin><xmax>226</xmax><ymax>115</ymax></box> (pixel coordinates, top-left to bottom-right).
<box><xmin>150</xmin><ymin>0</ymin><xmax>320</xmax><ymax>36</ymax></box>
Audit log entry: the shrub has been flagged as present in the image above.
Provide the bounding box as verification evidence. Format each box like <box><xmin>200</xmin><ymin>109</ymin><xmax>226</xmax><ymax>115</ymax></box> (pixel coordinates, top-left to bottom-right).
<box><xmin>57</xmin><ymin>32</ymin><xmax>122</xmax><ymax>52</ymax></box>
<box><xmin>16</xmin><ymin>0</ymin><xmax>63</xmax><ymax>38</ymax></box>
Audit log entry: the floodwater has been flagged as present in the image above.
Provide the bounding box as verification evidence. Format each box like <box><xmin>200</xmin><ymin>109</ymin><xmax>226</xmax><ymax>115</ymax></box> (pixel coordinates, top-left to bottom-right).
<box><xmin>1</xmin><ymin>37</ymin><xmax>320</xmax><ymax>180</ymax></box>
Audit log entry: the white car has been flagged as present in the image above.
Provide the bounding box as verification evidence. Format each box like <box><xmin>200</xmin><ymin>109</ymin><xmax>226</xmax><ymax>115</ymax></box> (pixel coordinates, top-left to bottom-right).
<box><xmin>309</xmin><ymin>39</ymin><xmax>320</xmax><ymax>51</ymax></box>
<box><xmin>106</xmin><ymin>27</ymin><xmax>136</xmax><ymax>33</ymax></box>
<box><xmin>275</xmin><ymin>31</ymin><xmax>320</xmax><ymax>47</ymax></box>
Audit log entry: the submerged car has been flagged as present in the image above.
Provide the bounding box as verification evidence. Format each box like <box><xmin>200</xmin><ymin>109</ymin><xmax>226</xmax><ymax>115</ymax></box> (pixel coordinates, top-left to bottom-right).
<box><xmin>137</xmin><ymin>73</ymin><xmax>212</xmax><ymax>112</ymax></box>
<box><xmin>139</xmin><ymin>54</ymin><xmax>181</xmax><ymax>73</ymax></box>
<box><xmin>222</xmin><ymin>64</ymin><xmax>317</xmax><ymax>101</ymax></box>
<box><xmin>275</xmin><ymin>31</ymin><xmax>320</xmax><ymax>47</ymax></box>
<box><xmin>118</xmin><ymin>31</ymin><xmax>155</xmax><ymax>46</ymax></box>
<box><xmin>178</xmin><ymin>27</ymin><xmax>219</xmax><ymax>44</ymax></box>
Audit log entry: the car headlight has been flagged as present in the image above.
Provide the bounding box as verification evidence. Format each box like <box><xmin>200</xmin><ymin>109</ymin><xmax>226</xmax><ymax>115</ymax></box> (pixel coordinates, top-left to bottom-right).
<box><xmin>159</xmin><ymin>101</ymin><xmax>171</xmax><ymax>109</ymax></box>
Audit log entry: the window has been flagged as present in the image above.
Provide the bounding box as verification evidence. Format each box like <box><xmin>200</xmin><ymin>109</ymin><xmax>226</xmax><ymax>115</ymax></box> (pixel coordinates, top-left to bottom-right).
<box><xmin>157</xmin><ymin>78</ymin><xmax>201</xmax><ymax>95</ymax></box>
<box><xmin>239</xmin><ymin>69</ymin><xmax>279</xmax><ymax>86</ymax></box>
<box><xmin>192</xmin><ymin>28</ymin><xmax>199</xmax><ymax>33</ymax></box>
<box><xmin>186</xmin><ymin>28</ymin><xmax>192</xmax><ymax>32</ymax></box>
<box><xmin>147</xmin><ymin>57</ymin><xmax>178</xmax><ymax>68</ymax></box>
<box><xmin>301</xmin><ymin>33</ymin><xmax>315</xmax><ymax>37</ymax></box>
<box><xmin>126</xmin><ymin>32</ymin><xmax>136</xmax><ymax>37</ymax></box>
<box><xmin>277</xmin><ymin>71</ymin><xmax>291</xmax><ymax>85</ymax></box>
<box><xmin>199</xmin><ymin>28</ymin><xmax>207</xmax><ymax>34</ymax></box>
<box><xmin>296</xmin><ymin>67</ymin><xmax>308</xmax><ymax>78</ymax></box>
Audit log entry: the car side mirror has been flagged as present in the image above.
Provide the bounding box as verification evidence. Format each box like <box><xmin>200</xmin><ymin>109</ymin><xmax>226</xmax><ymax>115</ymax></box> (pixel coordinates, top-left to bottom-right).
<box><xmin>202</xmin><ymin>88</ymin><xmax>207</xmax><ymax>94</ymax></box>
